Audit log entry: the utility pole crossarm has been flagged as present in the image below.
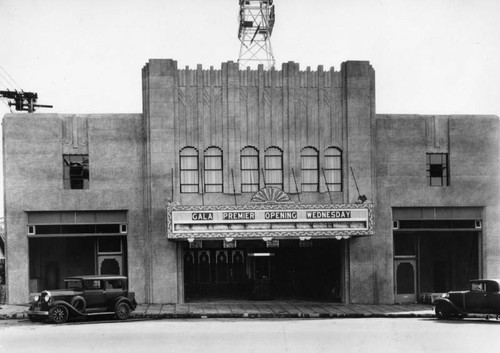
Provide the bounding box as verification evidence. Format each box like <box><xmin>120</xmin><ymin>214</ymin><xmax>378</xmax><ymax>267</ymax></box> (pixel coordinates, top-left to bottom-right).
<box><xmin>0</xmin><ymin>90</ymin><xmax>53</xmax><ymax>113</ymax></box>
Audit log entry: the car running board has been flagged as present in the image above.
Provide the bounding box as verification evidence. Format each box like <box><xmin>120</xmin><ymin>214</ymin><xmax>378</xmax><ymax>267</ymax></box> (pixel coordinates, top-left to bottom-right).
<box><xmin>85</xmin><ymin>312</ymin><xmax>115</xmax><ymax>316</ymax></box>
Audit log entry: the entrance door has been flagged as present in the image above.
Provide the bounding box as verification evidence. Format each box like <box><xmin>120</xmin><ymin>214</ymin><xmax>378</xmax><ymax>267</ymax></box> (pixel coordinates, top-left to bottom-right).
<box><xmin>395</xmin><ymin>259</ymin><xmax>417</xmax><ymax>303</ymax></box>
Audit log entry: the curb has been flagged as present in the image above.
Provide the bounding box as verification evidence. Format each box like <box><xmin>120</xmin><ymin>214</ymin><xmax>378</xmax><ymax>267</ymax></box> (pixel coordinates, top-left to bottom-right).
<box><xmin>0</xmin><ymin>305</ymin><xmax>437</xmax><ymax>321</ymax></box>
<box><xmin>0</xmin><ymin>311</ymin><xmax>436</xmax><ymax>321</ymax></box>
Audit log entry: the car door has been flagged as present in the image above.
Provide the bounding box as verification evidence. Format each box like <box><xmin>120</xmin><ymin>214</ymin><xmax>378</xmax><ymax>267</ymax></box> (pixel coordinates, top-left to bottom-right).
<box><xmin>83</xmin><ymin>279</ymin><xmax>106</xmax><ymax>311</ymax></box>
<box><xmin>103</xmin><ymin>279</ymin><xmax>124</xmax><ymax>310</ymax></box>
<box><xmin>464</xmin><ymin>282</ymin><xmax>488</xmax><ymax>313</ymax></box>
<box><xmin>485</xmin><ymin>281</ymin><xmax>500</xmax><ymax>314</ymax></box>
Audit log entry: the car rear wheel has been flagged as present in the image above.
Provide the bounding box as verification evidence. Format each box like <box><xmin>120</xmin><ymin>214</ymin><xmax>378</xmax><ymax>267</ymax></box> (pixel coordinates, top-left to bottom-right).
<box><xmin>435</xmin><ymin>302</ymin><xmax>452</xmax><ymax>320</ymax></box>
<box><xmin>115</xmin><ymin>302</ymin><xmax>130</xmax><ymax>320</ymax></box>
<box><xmin>49</xmin><ymin>305</ymin><xmax>69</xmax><ymax>324</ymax></box>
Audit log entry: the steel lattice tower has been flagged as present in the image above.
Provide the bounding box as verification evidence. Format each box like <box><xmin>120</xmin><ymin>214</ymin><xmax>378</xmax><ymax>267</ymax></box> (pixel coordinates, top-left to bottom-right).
<box><xmin>237</xmin><ymin>0</ymin><xmax>275</xmax><ymax>70</ymax></box>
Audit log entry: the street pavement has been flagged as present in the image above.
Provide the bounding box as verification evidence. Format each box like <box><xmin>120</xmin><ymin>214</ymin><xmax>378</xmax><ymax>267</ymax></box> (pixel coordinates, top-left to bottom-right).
<box><xmin>0</xmin><ymin>302</ymin><xmax>435</xmax><ymax>320</ymax></box>
<box><xmin>3</xmin><ymin>317</ymin><xmax>500</xmax><ymax>353</ymax></box>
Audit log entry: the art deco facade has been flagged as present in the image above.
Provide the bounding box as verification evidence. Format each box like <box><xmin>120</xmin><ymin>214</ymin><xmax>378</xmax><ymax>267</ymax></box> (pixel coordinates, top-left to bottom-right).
<box><xmin>3</xmin><ymin>59</ymin><xmax>499</xmax><ymax>305</ymax></box>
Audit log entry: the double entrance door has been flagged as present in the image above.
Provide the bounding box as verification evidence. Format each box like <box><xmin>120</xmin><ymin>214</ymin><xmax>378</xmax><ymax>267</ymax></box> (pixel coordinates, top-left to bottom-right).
<box><xmin>184</xmin><ymin>249</ymin><xmax>248</xmax><ymax>300</ymax></box>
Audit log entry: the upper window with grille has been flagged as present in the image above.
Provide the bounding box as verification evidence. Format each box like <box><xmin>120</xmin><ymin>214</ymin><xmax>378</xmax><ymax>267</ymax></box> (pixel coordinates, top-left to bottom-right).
<box><xmin>241</xmin><ymin>146</ymin><xmax>259</xmax><ymax>193</ymax></box>
<box><xmin>324</xmin><ymin>147</ymin><xmax>342</xmax><ymax>192</ymax></box>
<box><xmin>204</xmin><ymin>147</ymin><xmax>223</xmax><ymax>193</ymax></box>
<box><xmin>426</xmin><ymin>153</ymin><xmax>449</xmax><ymax>186</ymax></box>
<box><xmin>301</xmin><ymin>147</ymin><xmax>319</xmax><ymax>192</ymax></box>
<box><xmin>264</xmin><ymin>147</ymin><xmax>283</xmax><ymax>190</ymax></box>
<box><xmin>63</xmin><ymin>155</ymin><xmax>89</xmax><ymax>189</ymax></box>
<box><xmin>180</xmin><ymin>147</ymin><xmax>199</xmax><ymax>193</ymax></box>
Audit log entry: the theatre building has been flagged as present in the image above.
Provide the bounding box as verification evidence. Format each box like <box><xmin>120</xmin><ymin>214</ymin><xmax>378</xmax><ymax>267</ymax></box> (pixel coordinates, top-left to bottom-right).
<box><xmin>2</xmin><ymin>59</ymin><xmax>499</xmax><ymax>305</ymax></box>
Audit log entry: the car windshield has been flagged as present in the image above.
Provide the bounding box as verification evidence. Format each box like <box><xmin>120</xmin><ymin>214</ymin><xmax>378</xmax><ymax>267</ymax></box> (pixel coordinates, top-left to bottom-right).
<box><xmin>65</xmin><ymin>280</ymin><xmax>83</xmax><ymax>290</ymax></box>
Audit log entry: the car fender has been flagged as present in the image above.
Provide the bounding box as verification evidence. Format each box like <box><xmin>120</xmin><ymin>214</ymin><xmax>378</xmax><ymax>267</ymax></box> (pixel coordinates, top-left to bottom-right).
<box><xmin>434</xmin><ymin>298</ymin><xmax>465</xmax><ymax>314</ymax></box>
<box><xmin>114</xmin><ymin>296</ymin><xmax>136</xmax><ymax>311</ymax></box>
<box><xmin>50</xmin><ymin>300</ymin><xmax>84</xmax><ymax>316</ymax></box>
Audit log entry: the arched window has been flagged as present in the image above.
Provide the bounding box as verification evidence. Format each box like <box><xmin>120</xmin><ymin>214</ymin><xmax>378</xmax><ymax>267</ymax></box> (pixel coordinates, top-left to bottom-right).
<box><xmin>180</xmin><ymin>147</ymin><xmax>199</xmax><ymax>193</ymax></box>
<box><xmin>264</xmin><ymin>147</ymin><xmax>283</xmax><ymax>189</ymax></box>
<box><xmin>324</xmin><ymin>147</ymin><xmax>342</xmax><ymax>192</ymax></box>
<box><xmin>204</xmin><ymin>147</ymin><xmax>223</xmax><ymax>193</ymax></box>
<box><xmin>241</xmin><ymin>146</ymin><xmax>259</xmax><ymax>193</ymax></box>
<box><xmin>301</xmin><ymin>147</ymin><xmax>319</xmax><ymax>192</ymax></box>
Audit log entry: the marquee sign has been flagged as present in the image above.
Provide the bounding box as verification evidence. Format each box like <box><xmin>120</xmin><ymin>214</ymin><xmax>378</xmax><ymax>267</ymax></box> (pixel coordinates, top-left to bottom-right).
<box><xmin>166</xmin><ymin>203</ymin><xmax>374</xmax><ymax>240</ymax></box>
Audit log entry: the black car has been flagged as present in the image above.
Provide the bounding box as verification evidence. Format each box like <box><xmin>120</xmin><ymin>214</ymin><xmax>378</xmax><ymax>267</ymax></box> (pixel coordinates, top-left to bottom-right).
<box><xmin>28</xmin><ymin>275</ymin><xmax>137</xmax><ymax>324</ymax></box>
<box><xmin>434</xmin><ymin>279</ymin><xmax>500</xmax><ymax>319</ymax></box>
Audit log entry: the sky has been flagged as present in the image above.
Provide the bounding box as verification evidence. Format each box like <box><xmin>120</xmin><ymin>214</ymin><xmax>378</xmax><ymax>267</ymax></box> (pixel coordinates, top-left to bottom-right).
<box><xmin>0</xmin><ymin>0</ymin><xmax>500</xmax><ymax>214</ymax></box>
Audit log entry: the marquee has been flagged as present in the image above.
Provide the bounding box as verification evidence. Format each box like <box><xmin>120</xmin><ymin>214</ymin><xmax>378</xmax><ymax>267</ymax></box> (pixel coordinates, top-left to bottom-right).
<box><xmin>166</xmin><ymin>202</ymin><xmax>374</xmax><ymax>240</ymax></box>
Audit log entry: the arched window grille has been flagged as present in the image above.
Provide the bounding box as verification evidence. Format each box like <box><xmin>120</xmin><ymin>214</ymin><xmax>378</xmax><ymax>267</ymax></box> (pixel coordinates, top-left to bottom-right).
<box><xmin>179</xmin><ymin>147</ymin><xmax>199</xmax><ymax>193</ymax></box>
<box><xmin>301</xmin><ymin>147</ymin><xmax>319</xmax><ymax>192</ymax></box>
<box><xmin>241</xmin><ymin>146</ymin><xmax>259</xmax><ymax>193</ymax></box>
<box><xmin>204</xmin><ymin>147</ymin><xmax>223</xmax><ymax>193</ymax></box>
<box><xmin>324</xmin><ymin>147</ymin><xmax>342</xmax><ymax>192</ymax></box>
<box><xmin>264</xmin><ymin>147</ymin><xmax>283</xmax><ymax>190</ymax></box>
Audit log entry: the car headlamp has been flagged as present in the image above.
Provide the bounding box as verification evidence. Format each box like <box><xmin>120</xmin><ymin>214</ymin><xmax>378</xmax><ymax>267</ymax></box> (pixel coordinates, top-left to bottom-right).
<box><xmin>44</xmin><ymin>291</ymin><xmax>51</xmax><ymax>302</ymax></box>
<box><xmin>33</xmin><ymin>295</ymin><xmax>40</xmax><ymax>302</ymax></box>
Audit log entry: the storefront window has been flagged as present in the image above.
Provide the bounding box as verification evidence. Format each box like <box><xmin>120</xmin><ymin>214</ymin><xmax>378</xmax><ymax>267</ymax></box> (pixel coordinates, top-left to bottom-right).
<box><xmin>241</xmin><ymin>146</ymin><xmax>259</xmax><ymax>192</ymax></box>
<box><xmin>426</xmin><ymin>153</ymin><xmax>449</xmax><ymax>186</ymax></box>
<box><xmin>324</xmin><ymin>147</ymin><xmax>342</xmax><ymax>192</ymax></box>
<box><xmin>180</xmin><ymin>147</ymin><xmax>199</xmax><ymax>193</ymax></box>
<box><xmin>63</xmin><ymin>154</ymin><xmax>89</xmax><ymax>189</ymax></box>
<box><xmin>301</xmin><ymin>147</ymin><xmax>319</xmax><ymax>192</ymax></box>
<box><xmin>265</xmin><ymin>147</ymin><xmax>283</xmax><ymax>189</ymax></box>
<box><xmin>204</xmin><ymin>147</ymin><xmax>223</xmax><ymax>193</ymax></box>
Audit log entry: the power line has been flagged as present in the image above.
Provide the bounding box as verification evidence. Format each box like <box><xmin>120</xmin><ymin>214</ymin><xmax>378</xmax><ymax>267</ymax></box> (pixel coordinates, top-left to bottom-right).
<box><xmin>0</xmin><ymin>64</ymin><xmax>23</xmax><ymax>91</ymax></box>
<box><xmin>0</xmin><ymin>72</ymin><xmax>15</xmax><ymax>91</ymax></box>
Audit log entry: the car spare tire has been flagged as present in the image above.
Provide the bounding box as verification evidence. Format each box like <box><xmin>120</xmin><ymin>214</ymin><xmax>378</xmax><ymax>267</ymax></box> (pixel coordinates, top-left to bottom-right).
<box><xmin>435</xmin><ymin>301</ymin><xmax>452</xmax><ymax>320</ymax></box>
<box><xmin>70</xmin><ymin>296</ymin><xmax>86</xmax><ymax>312</ymax></box>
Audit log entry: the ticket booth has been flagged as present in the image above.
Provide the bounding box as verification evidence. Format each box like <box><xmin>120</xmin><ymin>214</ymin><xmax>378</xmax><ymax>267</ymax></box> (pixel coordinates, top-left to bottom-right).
<box><xmin>248</xmin><ymin>253</ymin><xmax>274</xmax><ymax>300</ymax></box>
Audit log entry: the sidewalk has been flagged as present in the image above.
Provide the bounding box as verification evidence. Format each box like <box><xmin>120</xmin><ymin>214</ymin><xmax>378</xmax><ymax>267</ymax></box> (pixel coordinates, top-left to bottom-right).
<box><xmin>0</xmin><ymin>302</ymin><xmax>435</xmax><ymax>320</ymax></box>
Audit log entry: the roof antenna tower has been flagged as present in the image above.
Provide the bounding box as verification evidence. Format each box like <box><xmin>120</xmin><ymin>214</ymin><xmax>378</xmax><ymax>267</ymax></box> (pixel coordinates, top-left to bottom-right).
<box><xmin>237</xmin><ymin>0</ymin><xmax>276</xmax><ymax>70</ymax></box>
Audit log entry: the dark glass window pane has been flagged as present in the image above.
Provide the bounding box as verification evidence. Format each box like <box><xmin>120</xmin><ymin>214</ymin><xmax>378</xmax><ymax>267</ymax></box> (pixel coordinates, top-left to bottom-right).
<box><xmin>36</xmin><ymin>225</ymin><xmax>61</xmax><ymax>234</ymax></box>
<box><xmin>95</xmin><ymin>224</ymin><xmax>121</xmax><ymax>233</ymax></box>
<box><xmin>429</xmin><ymin>164</ymin><xmax>443</xmax><ymax>178</ymax></box>
<box><xmin>394</xmin><ymin>233</ymin><xmax>416</xmax><ymax>256</ymax></box>
<box><xmin>422</xmin><ymin>220</ymin><xmax>451</xmax><ymax>228</ymax></box>
<box><xmin>98</xmin><ymin>237</ymin><xmax>122</xmax><ymax>253</ymax></box>
<box><xmin>452</xmin><ymin>220</ymin><xmax>476</xmax><ymax>229</ymax></box>
<box><xmin>399</xmin><ymin>220</ymin><xmax>422</xmax><ymax>229</ymax></box>
<box><xmin>61</xmin><ymin>224</ymin><xmax>95</xmax><ymax>234</ymax></box>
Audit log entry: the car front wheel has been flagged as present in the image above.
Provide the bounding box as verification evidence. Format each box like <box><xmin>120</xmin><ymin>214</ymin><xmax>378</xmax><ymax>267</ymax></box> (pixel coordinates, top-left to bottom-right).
<box><xmin>115</xmin><ymin>302</ymin><xmax>130</xmax><ymax>320</ymax></box>
<box><xmin>49</xmin><ymin>305</ymin><xmax>69</xmax><ymax>324</ymax></box>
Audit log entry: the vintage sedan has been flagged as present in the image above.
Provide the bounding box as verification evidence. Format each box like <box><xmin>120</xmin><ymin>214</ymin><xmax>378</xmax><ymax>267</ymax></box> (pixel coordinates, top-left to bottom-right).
<box><xmin>28</xmin><ymin>275</ymin><xmax>137</xmax><ymax>324</ymax></box>
<box><xmin>434</xmin><ymin>279</ymin><xmax>500</xmax><ymax>319</ymax></box>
